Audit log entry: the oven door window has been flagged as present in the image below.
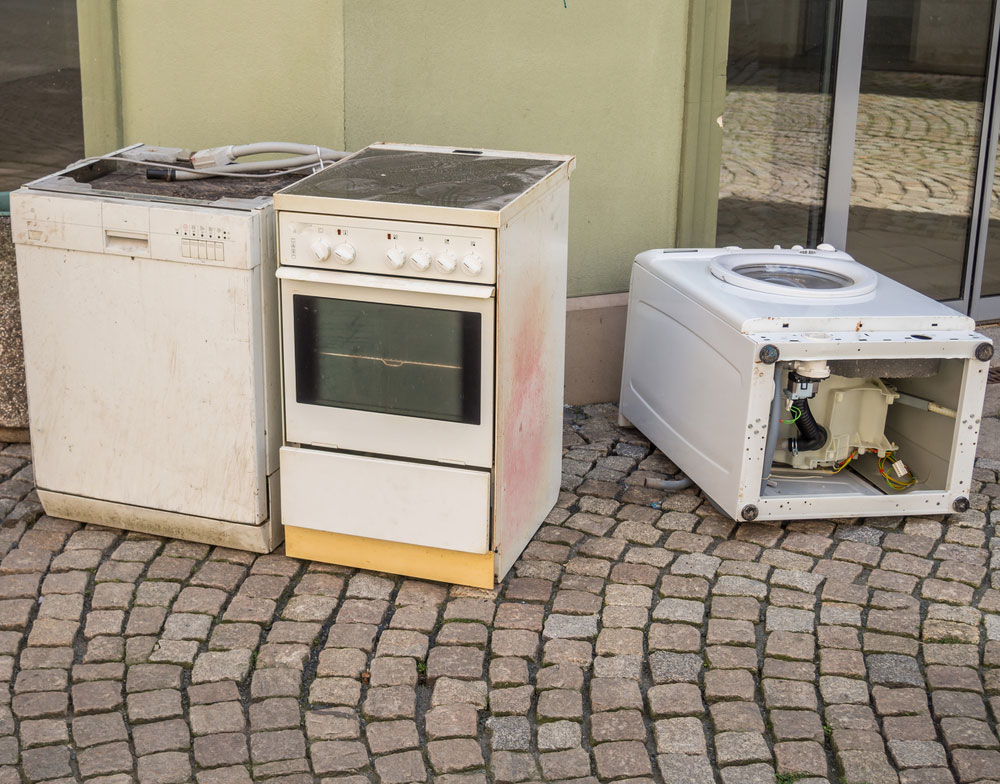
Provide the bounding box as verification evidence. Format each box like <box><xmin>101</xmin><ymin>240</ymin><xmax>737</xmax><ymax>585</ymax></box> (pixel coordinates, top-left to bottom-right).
<box><xmin>292</xmin><ymin>294</ymin><xmax>482</xmax><ymax>425</ymax></box>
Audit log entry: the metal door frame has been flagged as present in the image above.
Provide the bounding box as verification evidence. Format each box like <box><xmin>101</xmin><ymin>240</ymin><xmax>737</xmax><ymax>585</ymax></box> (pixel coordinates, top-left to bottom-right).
<box><xmin>822</xmin><ymin>0</ymin><xmax>1000</xmax><ymax>319</ymax></box>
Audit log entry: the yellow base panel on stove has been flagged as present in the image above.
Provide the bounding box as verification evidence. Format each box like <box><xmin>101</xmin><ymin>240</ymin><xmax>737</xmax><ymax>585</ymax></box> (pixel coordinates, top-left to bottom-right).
<box><xmin>284</xmin><ymin>526</ymin><xmax>496</xmax><ymax>588</ymax></box>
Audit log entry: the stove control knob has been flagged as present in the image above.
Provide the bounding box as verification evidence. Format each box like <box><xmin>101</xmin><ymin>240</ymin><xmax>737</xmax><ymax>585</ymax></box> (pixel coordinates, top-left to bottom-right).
<box><xmin>436</xmin><ymin>251</ymin><xmax>457</xmax><ymax>274</ymax></box>
<box><xmin>385</xmin><ymin>248</ymin><xmax>406</xmax><ymax>269</ymax></box>
<box><xmin>410</xmin><ymin>249</ymin><xmax>432</xmax><ymax>272</ymax></box>
<box><xmin>462</xmin><ymin>252</ymin><xmax>484</xmax><ymax>276</ymax></box>
<box><xmin>333</xmin><ymin>243</ymin><xmax>356</xmax><ymax>265</ymax></box>
<box><xmin>311</xmin><ymin>238</ymin><xmax>332</xmax><ymax>261</ymax></box>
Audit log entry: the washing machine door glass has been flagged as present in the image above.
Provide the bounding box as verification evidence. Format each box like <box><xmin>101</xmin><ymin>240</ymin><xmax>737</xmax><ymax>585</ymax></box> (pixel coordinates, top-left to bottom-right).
<box><xmin>731</xmin><ymin>263</ymin><xmax>854</xmax><ymax>290</ymax></box>
<box><xmin>709</xmin><ymin>253</ymin><xmax>877</xmax><ymax>299</ymax></box>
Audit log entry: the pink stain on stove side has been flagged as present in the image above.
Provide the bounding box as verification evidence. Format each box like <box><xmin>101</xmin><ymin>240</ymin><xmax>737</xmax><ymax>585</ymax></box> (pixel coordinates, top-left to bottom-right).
<box><xmin>499</xmin><ymin>285</ymin><xmax>550</xmax><ymax>538</ymax></box>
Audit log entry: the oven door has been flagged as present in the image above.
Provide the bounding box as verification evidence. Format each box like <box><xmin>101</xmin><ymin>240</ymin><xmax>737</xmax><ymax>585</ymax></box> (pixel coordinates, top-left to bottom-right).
<box><xmin>277</xmin><ymin>266</ymin><xmax>494</xmax><ymax>467</ymax></box>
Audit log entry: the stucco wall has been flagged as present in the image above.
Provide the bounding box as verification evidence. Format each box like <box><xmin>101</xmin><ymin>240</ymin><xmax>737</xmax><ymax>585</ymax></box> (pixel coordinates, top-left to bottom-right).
<box><xmin>80</xmin><ymin>1</ymin><xmax>692</xmax><ymax>298</ymax></box>
<box><xmin>342</xmin><ymin>1</ymin><xmax>689</xmax><ymax>296</ymax></box>
<box><xmin>96</xmin><ymin>0</ymin><xmax>346</xmax><ymax>153</ymax></box>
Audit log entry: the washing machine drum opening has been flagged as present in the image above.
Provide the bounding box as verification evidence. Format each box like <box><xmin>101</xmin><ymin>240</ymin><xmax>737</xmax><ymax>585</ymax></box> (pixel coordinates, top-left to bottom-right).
<box><xmin>710</xmin><ymin>254</ymin><xmax>877</xmax><ymax>299</ymax></box>
<box><xmin>732</xmin><ymin>263</ymin><xmax>852</xmax><ymax>290</ymax></box>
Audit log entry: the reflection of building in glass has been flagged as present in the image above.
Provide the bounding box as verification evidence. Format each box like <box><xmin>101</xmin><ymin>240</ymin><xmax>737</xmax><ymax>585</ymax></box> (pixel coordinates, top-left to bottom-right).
<box><xmin>717</xmin><ymin>0</ymin><xmax>993</xmax><ymax>302</ymax></box>
<box><xmin>0</xmin><ymin>0</ymin><xmax>83</xmax><ymax>191</ymax></box>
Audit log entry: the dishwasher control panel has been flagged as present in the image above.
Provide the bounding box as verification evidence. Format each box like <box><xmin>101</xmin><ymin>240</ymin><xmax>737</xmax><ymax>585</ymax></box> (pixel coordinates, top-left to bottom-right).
<box><xmin>278</xmin><ymin>212</ymin><xmax>497</xmax><ymax>284</ymax></box>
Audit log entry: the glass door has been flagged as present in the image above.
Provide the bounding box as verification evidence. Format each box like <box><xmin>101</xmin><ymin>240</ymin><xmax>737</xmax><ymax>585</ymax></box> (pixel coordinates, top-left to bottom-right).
<box><xmin>716</xmin><ymin>0</ymin><xmax>840</xmax><ymax>248</ymax></box>
<box><xmin>718</xmin><ymin>0</ymin><xmax>1000</xmax><ymax>319</ymax></box>
<box><xmin>292</xmin><ymin>294</ymin><xmax>483</xmax><ymax>424</ymax></box>
<box><xmin>277</xmin><ymin>267</ymin><xmax>496</xmax><ymax>468</ymax></box>
<box><xmin>842</xmin><ymin>0</ymin><xmax>994</xmax><ymax>305</ymax></box>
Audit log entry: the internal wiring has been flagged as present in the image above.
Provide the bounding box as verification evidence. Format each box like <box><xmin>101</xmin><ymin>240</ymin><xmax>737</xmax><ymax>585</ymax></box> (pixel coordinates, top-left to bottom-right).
<box><xmin>822</xmin><ymin>450</ymin><xmax>857</xmax><ymax>474</ymax></box>
<box><xmin>781</xmin><ymin>406</ymin><xmax>802</xmax><ymax>424</ymax></box>
<box><xmin>878</xmin><ymin>451</ymin><xmax>917</xmax><ymax>490</ymax></box>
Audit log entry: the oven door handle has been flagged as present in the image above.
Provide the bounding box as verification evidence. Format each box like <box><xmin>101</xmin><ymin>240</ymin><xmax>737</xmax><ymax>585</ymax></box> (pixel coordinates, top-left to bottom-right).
<box><xmin>276</xmin><ymin>266</ymin><xmax>495</xmax><ymax>299</ymax></box>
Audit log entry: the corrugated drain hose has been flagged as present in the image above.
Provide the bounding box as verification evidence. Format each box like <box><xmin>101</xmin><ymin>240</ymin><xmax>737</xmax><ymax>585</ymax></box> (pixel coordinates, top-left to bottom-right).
<box><xmin>789</xmin><ymin>398</ymin><xmax>827</xmax><ymax>454</ymax></box>
<box><xmin>644</xmin><ymin>476</ymin><xmax>694</xmax><ymax>491</ymax></box>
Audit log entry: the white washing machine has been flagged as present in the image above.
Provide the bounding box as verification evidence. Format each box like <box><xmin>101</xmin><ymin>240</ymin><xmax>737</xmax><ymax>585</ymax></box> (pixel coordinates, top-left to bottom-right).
<box><xmin>619</xmin><ymin>246</ymin><xmax>993</xmax><ymax>522</ymax></box>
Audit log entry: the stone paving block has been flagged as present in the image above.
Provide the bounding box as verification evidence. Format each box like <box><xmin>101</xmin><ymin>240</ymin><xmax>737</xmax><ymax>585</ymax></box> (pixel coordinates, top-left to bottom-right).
<box><xmin>709</xmin><ymin>644</ymin><xmax>759</xmax><ymax>670</ymax></box>
<box><xmin>647</xmin><ymin>682</ymin><xmax>705</xmax><ymax>717</ymax></box>
<box><xmin>21</xmin><ymin>745</ymin><xmax>72</xmax><ymax>781</ymax></box>
<box><xmin>370</xmin><ymin>656</ymin><xmax>417</xmax><ymax>687</ymax></box>
<box><xmin>593</xmin><ymin>740</ymin><xmax>652</xmax><ymax>779</ymax></box>
<box><xmin>940</xmin><ymin>717</ymin><xmax>1000</xmax><ymax>749</ymax></box>
<box><xmin>20</xmin><ymin>716</ymin><xmax>68</xmax><ymax>747</ymax></box>
<box><xmin>538</xmin><ymin>747</ymin><xmax>592</xmax><ymax>780</ymax></box>
<box><xmin>656</xmin><ymin>753</ymin><xmax>716</xmax><ymax>784</ymax></box>
<box><xmin>489</xmin><ymin>684</ymin><xmax>533</xmax><ymax>715</ymax></box>
<box><xmin>77</xmin><ymin>740</ymin><xmax>133</xmax><ymax>778</ymax></box>
<box><xmin>426</xmin><ymin>703</ymin><xmax>479</xmax><ymax>739</ymax></box>
<box><xmin>887</xmin><ymin>740</ymin><xmax>949</xmax><ymax>768</ymax></box>
<box><xmin>715</xmin><ymin>731</ymin><xmax>772</xmax><ymax>765</ymax></box>
<box><xmin>374</xmin><ymin>750</ymin><xmax>429</xmax><ymax>784</ymax></box>
<box><xmin>654</xmin><ymin>716</ymin><xmax>706</xmax><ymax>755</ymax></box>
<box><xmin>13</xmin><ymin>689</ymin><xmax>68</xmax><ymax>718</ymax></box>
<box><xmin>932</xmin><ymin>690</ymin><xmax>987</xmax><ymax>719</ymax></box>
<box><xmin>427</xmin><ymin>738</ymin><xmax>484</xmax><ymax>773</ymax></box>
<box><xmin>884</xmin><ymin>715</ymin><xmax>938</xmax><ymax>742</ymax></box>
<box><xmin>132</xmin><ymin>717</ymin><xmax>190</xmax><ymax>755</ymax></box>
<box><xmin>765</xmin><ymin>631</ymin><xmax>815</xmax><ymax>661</ymax></box>
<box><xmin>487</xmin><ymin>715</ymin><xmax>532</xmax><ymax>751</ymax></box>
<box><xmin>126</xmin><ymin>688</ymin><xmax>181</xmax><ymax>723</ymax></box>
<box><xmin>364</xmin><ymin>685</ymin><xmax>418</xmax><ymax>719</ymax></box>
<box><xmin>648</xmin><ymin>651</ymin><xmax>701</xmax><ymax>683</ymax></box>
<box><xmin>763</xmin><ymin>679</ymin><xmax>817</xmax><ymax>710</ymax></box>
<box><xmin>590</xmin><ymin>709</ymin><xmax>647</xmax><ymax>743</ymax></box>
<box><xmin>72</xmin><ymin>680</ymin><xmax>122</xmax><ymax>714</ymax></box>
<box><xmin>250</xmin><ymin>728</ymin><xmax>305</xmax><ymax>764</ymax></box>
<box><xmin>537</xmin><ymin>688</ymin><xmax>582</xmax><ymax>720</ymax></box>
<box><xmin>190</xmin><ymin>649</ymin><xmax>252</xmax><ymax>683</ymax></box>
<box><xmin>439</xmin><ymin>621</ymin><xmax>489</xmax><ymax>646</ymax></box>
<box><xmin>820</xmin><ymin>675</ymin><xmax>871</xmax><ymax>704</ymax></box>
<box><xmin>774</xmin><ymin>740</ymin><xmax>827</xmax><ymax>777</ymax></box>
<box><xmin>951</xmin><ymin>748</ymin><xmax>1000</xmax><ymax>782</ymax></box>
<box><xmin>190</xmin><ymin>701</ymin><xmax>246</xmax><ymax>735</ymax></box>
<box><xmin>707</xmin><ymin>619</ymin><xmax>756</xmax><ymax>646</ymax></box>
<box><xmin>706</xmin><ymin>669</ymin><xmax>756</xmax><ymax>702</ymax></box>
<box><xmin>590</xmin><ymin>676</ymin><xmax>643</xmax><ymax>712</ymax></box>
<box><xmin>305</xmin><ymin>707</ymin><xmax>359</xmax><ymax>741</ymax></box>
<box><xmin>311</xmin><ymin>740</ymin><xmax>370</xmax><ymax>775</ymax></box>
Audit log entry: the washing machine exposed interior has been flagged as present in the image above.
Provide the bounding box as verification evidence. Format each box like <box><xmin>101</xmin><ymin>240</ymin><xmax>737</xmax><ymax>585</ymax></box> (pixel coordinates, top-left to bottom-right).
<box><xmin>618</xmin><ymin>246</ymin><xmax>990</xmax><ymax>521</ymax></box>
<box><xmin>762</xmin><ymin>355</ymin><xmax>964</xmax><ymax>500</ymax></box>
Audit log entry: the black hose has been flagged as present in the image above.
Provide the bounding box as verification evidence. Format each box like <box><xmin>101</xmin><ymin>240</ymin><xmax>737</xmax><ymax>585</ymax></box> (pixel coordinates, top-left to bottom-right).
<box><xmin>788</xmin><ymin>398</ymin><xmax>827</xmax><ymax>454</ymax></box>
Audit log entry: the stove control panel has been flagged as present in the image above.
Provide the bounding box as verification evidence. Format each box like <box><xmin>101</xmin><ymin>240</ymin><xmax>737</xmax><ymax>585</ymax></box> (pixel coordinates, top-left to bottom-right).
<box><xmin>277</xmin><ymin>213</ymin><xmax>497</xmax><ymax>284</ymax></box>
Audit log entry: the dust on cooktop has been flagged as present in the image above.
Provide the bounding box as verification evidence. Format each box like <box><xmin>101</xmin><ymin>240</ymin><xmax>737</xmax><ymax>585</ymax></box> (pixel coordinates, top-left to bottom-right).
<box><xmin>281</xmin><ymin>148</ymin><xmax>563</xmax><ymax>210</ymax></box>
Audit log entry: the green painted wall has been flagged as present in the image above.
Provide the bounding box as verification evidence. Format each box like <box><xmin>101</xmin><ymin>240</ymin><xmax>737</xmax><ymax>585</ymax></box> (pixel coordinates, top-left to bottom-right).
<box><xmin>343</xmin><ymin>1</ymin><xmax>690</xmax><ymax>297</ymax></box>
<box><xmin>77</xmin><ymin>1</ymin><xmax>715</xmax><ymax>298</ymax></box>
<box><xmin>112</xmin><ymin>0</ymin><xmax>346</xmax><ymax>152</ymax></box>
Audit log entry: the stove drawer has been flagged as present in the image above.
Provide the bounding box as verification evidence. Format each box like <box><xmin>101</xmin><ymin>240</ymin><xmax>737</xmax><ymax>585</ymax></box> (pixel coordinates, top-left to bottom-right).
<box><xmin>279</xmin><ymin>446</ymin><xmax>491</xmax><ymax>554</ymax></box>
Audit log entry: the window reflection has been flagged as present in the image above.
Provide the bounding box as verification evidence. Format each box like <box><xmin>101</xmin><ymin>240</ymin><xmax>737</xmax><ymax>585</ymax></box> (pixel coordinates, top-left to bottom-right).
<box><xmin>845</xmin><ymin>0</ymin><xmax>990</xmax><ymax>301</ymax></box>
<box><xmin>0</xmin><ymin>0</ymin><xmax>84</xmax><ymax>191</ymax></box>
<box><xmin>717</xmin><ymin>0</ymin><xmax>837</xmax><ymax>249</ymax></box>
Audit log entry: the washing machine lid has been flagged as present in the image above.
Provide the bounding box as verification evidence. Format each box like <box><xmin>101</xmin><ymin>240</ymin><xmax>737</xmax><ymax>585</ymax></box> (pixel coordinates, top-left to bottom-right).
<box><xmin>709</xmin><ymin>252</ymin><xmax>877</xmax><ymax>299</ymax></box>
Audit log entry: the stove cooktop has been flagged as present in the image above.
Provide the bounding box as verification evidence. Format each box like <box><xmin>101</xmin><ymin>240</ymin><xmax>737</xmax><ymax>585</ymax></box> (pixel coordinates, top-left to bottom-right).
<box><xmin>280</xmin><ymin>147</ymin><xmax>564</xmax><ymax>211</ymax></box>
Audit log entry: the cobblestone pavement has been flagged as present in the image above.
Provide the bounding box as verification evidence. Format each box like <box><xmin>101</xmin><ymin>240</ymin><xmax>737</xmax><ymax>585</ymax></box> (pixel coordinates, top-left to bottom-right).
<box><xmin>0</xmin><ymin>403</ymin><xmax>999</xmax><ymax>783</ymax></box>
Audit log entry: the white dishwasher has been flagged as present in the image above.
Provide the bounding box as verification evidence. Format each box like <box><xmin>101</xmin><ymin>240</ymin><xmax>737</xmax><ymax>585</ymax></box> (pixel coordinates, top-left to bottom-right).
<box><xmin>10</xmin><ymin>144</ymin><xmax>296</xmax><ymax>551</ymax></box>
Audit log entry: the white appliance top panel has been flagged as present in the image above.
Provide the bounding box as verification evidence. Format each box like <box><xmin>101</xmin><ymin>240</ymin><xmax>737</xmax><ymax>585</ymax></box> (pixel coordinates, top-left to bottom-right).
<box><xmin>635</xmin><ymin>248</ymin><xmax>973</xmax><ymax>333</ymax></box>
<box><xmin>279</xmin><ymin>146</ymin><xmax>562</xmax><ymax>210</ymax></box>
<box><xmin>23</xmin><ymin>144</ymin><xmax>303</xmax><ymax>210</ymax></box>
<box><xmin>274</xmin><ymin>143</ymin><xmax>575</xmax><ymax>228</ymax></box>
